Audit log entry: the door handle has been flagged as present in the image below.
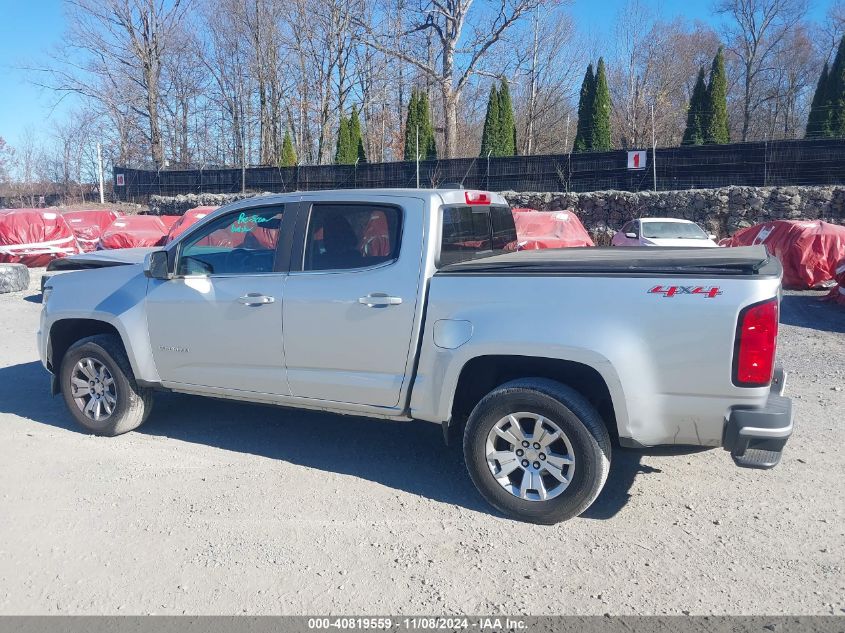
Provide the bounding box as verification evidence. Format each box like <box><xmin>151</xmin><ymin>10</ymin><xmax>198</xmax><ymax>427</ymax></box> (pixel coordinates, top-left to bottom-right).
<box><xmin>358</xmin><ymin>293</ymin><xmax>403</xmax><ymax>308</ymax></box>
<box><xmin>237</xmin><ymin>293</ymin><xmax>275</xmax><ymax>306</ymax></box>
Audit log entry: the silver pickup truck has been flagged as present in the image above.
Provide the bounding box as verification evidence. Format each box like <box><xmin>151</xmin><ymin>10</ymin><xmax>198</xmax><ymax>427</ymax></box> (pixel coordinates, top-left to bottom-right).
<box><xmin>39</xmin><ymin>189</ymin><xmax>793</xmax><ymax>524</ymax></box>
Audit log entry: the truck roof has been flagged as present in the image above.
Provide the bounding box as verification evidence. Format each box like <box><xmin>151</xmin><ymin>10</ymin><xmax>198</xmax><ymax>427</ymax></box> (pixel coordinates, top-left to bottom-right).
<box><xmin>231</xmin><ymin>188</ymin><xmax>508</xmax><ymax>207</ymax></box>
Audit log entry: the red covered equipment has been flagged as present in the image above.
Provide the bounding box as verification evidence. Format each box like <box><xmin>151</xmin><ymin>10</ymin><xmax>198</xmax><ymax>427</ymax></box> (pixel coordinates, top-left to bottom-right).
<box><xmin>63</xmin><ymin>209</ymin><xmax>122</xmax><ymax>252</ymax></box>
<box><xmin>165</xmin><ymin>206</ymin><xmax>218</xmax><ymax>243</ymax></box>
<box><xmin>158</xmin><ymin>215</ymin><xmax>181</xmax><ymax>230</ymax></box>
<box><xmin>511</xmin><ymin>209</ymin><xmax>594</xmax><ymax>250</ymax></box>
<box><xmin>824</xmin><ymin>257</ymin><xmax>845</xmax><ymax>306</ymax></box>
<box><xmin>0</xmin><ymin>209</ymin><xmax>82</xmax><ymax>267</ymax></box>
<box><xmin>722</xmin><ymin>220</ymin><xmax>845</xmax><ymax>289</ymax></box>
<box><xmin>99</xmin><ymin>215</ymin><xmax>170</xmax><ymax>249</ymax></box>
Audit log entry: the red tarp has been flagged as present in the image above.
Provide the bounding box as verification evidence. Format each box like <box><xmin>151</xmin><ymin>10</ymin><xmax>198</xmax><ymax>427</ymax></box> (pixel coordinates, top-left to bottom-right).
<box><xmin>824</xmin><ymin>257</ymin><xmax>845</xmax><ymax>306</ymax></box>
<box><xmin>511</xmin><ymin>209</ymin><xmax>595</xmax><ymax>250</ymax></box>
<box><xmin>721</xmin><ymin>220</ymin><xmax>845</xmax><ymax>289</ymax></box>
<box><xmin>0</xmin><ymin>209</ymin><xmax>82</xmax><ymax>267</ymax></box>
<box><xmin>99</xmin><ymin>215</ymin><xmax>170</xmax><ymax>250</ymax></box>
<box><xmin>165</xmin><ymin>206</ymin><xmax>218</xmax><ymax>243</ymax></box>
<box><xmin>159</xmin><ymin>215</ymin><xmax>181</xmax><ymax>230</ymax></box>
<box><xmin>63</xmin><ymin>209</ymin><xmax>123</xmax><ymax>252</ymax></box>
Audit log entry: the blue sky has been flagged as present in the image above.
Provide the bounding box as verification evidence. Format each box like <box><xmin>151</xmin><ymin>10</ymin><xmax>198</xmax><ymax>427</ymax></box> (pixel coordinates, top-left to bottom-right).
<box><xmin>0</xmin><ymin>0</ymin><xmax>836</xmax><ymax>149</ymax></box>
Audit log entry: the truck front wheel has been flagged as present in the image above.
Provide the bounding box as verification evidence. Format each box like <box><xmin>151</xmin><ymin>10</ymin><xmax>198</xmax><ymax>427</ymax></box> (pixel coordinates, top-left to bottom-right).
<box><xmin>463</xmin><ymin>378</ymin><xmax>611</xmax><ymax>524</ymax></box>
<box><xmin>59</xmin><ymin>334</ymin><xmax>154</xmax><ymax>436</ymax></box>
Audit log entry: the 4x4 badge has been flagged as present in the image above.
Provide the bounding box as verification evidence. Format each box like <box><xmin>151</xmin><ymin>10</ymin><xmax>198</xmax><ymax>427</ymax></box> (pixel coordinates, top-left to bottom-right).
<box><xmin>648</xmin><ymin>285</ymin><xmax>722</xmax><ymax>298</ymax></box>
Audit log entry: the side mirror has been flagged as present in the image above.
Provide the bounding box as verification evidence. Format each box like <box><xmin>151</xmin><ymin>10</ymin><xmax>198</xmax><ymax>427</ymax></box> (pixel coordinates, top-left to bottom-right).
<box><xmin>625</xmin><ymin>232</ymin><xmax>638</xmax><ymax>239</ymax></box>
<box><xmin>144</xmin><ymin>250</ymin><xmax>172</xmax><ymax>280</ymax></box>
<box><xmin>708</xmin><ymin>234</ymin><xmax>717</xmax><ymax>240</ymax></box>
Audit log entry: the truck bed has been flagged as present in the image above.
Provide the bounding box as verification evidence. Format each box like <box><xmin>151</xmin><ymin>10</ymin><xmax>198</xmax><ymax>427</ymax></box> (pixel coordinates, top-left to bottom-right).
<box><xmin>438</xmin><ymin>245</ymin><xmax>778</xmax><ymax>277</ymax></box>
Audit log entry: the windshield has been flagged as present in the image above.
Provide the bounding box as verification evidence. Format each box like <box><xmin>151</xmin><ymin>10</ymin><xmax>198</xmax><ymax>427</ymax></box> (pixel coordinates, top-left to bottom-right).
<box><xmin>641</xmin><ymin>221</ymin><xmax>708</xmax><ymax>240</ymax></box>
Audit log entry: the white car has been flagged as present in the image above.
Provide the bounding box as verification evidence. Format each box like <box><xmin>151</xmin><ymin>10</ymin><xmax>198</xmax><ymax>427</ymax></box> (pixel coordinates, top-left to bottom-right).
<box><xmin>612</xmin><ymin>218</ymin><xmax>718</xmax><ymax>247</ymax></box>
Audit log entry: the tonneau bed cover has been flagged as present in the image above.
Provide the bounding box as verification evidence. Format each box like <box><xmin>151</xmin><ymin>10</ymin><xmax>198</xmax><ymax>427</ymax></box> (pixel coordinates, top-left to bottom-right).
<box><xmin>438</xmin><ymin>245</ymin><xmax>776</xmax><ymax>276</ymax></box>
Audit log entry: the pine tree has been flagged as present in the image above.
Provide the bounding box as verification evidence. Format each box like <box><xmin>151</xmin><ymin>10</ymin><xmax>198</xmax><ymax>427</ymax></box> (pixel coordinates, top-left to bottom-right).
<box><xmin>404</xmin><ymin>90</ymin><xmax>437</xmax><ymax>161</ymax></box>
<box><xmin>350</xmin><ymin>106</ymin><xmax>367</xmax><ymax>163</ymax></box>
<box><xmin>403</xmin><ymin>91</ymin><xmax>420</xmax><ymax>161</ymax></box>
<box><xmin>480</xmin><ymin>84</ymin><xmax>501</xmax><ymax>157</ymax></box>
<box><xmin>334</xmin><ymin>115</ymin><xmax>353</xmax><ymax>165</ymax></box>
<box><xmin>590</xmin><ymin>58</ymin><xmax>612</xmax><ymax>151</ymax></box>
<box><xmin>279</xmin><ymin>129</ymin><xmax>297</xmax><ymax>167</ymax></box>
<box><xmin>806</xmin><ymin>62</ymin><xmax>831</xmax><ymax>138</ymax></box>
<box><xmin>682</xmin><ymin>67</ymin><xmax>708</xmax><ymax>146</ymax></box>
<box><xmin>703</xmin><ymin>48</ymin><xmax>730</xmax><ymax>144</ymax></box>
<box><xmin>417</xmin><ymin>91</ymin><xmax>437</xmax><ymax>159</ymax></box>
<box><xmin>828</xmin><ymin>36</ymin><xmax>845</xmax><ymax>137</ymax></box>
<box><xmin>573</xmin><ymin>63</ymin><xmax>595</xmax><ymax>152</ymax></box>
<box><xmin>497</xmin><ymin>80</ymin><xmax>517</xmax><ymax>156</ymax></box>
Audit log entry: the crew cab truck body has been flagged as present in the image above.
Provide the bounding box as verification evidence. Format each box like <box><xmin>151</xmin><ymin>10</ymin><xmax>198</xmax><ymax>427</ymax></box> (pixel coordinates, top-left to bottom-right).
<box><xmin>39</xmin><ymin>189</ymin><xmax>793</xmax><ymax>524</ymax></box>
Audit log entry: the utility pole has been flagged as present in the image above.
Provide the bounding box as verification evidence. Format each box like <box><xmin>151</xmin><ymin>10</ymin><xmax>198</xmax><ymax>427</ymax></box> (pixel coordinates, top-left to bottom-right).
<box><xmin>415</xmin><ymin>125</ymin><xmax>420</xmax><ymax>189</ymax></box>
<box><xmin>97</xmin><ymin>143</ymin><xmax>105</xmax><ymax>204</ymax></box>
<box><xmin>651</xmin><ymin>103</ymin><xmax>657</xmax><ymax>192</ymax></box>
<box><xmin>564</xmin><ymin>114</ymin><xmax>571</xmax><ymax>153</ymax></box>
<box><xmin>486</xmin><ymin>149</ymin><xmax>492</xmax><ymax>190</ymax></box>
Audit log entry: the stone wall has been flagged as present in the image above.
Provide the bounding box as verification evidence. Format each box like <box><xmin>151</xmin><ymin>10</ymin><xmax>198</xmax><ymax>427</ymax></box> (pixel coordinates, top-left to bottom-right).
<box><xmin>503</xmin><ymin>186</ymin><xmax>845</xmax><ymax>241</ymax></box>
<box><xmin>149</xmin><ymin>192</ymin><xmax>260</xmax><ymax>216</ymax></box>
<box><xmin>150</xmin><ymin>185</ymin><xmax>845</xmax><ymax>241</ymax></box>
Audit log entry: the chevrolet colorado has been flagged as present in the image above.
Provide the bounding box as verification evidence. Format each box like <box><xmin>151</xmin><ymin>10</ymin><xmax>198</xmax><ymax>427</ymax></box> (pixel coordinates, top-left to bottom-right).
<box><xmin>39</xmin><ymin>189</ymin><xmax>793</xmax><ymax>523</ymax></box>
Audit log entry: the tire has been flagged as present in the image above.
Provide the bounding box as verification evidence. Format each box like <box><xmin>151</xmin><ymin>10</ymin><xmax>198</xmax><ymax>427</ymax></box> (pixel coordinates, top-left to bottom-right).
<box><xmin>0</xmin><ymin>263</ymin><xmax>29</xmax><ymax>294</ymax></box>
<box><xmin>59</xmin><ymin>334</ymin><xmax>154</xmax><ymax>436</ymax></box>
<box><xmin>463</xmin><ymin>378</ymin><xmax>611</xmax><ymax>525</ymax></box>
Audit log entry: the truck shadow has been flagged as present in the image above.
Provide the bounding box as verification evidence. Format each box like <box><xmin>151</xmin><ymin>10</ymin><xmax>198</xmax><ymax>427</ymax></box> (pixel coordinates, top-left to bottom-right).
<box><xmin>1</xmin><ymin>360</ymin><xmax>649</xmax><ymax>521</ymax></box>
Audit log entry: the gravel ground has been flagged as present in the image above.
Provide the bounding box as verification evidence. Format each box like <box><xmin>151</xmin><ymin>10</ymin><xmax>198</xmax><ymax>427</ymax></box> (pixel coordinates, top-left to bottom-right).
<box><xmin>0</xmin><ymin>271</ymin><xmax>842</xmax><ymax>615</ymax></box>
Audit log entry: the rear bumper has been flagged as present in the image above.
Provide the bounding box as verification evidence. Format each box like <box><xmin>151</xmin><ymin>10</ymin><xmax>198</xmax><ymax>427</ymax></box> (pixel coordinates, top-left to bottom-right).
<box><xmin>723</xmin><ymin>367</ymin><xmax>793</xmax><ymax>469</ymax></box>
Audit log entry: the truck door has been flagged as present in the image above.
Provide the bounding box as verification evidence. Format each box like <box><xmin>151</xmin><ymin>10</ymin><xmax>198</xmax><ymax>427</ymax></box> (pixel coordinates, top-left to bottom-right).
<box><xmin>145</xmin><ymin>204</ymin><xmax>292</xmax><ymax>395</ymax></box>
<box><xmin>282</xmin><ymin>199</ymin><xmax>424</xmax><ymax>408</ymax></box>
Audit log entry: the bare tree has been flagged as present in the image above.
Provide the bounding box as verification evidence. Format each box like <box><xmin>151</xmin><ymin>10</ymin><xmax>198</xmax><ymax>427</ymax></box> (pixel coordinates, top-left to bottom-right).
<box><xmin>511</xmin><ymin>6</ymin><xmax>583</xmax><ymax>154</ymax></box>
<box><xmin>716</xmin><ymin>0</ymin><xmax>809</xmax><ymax>141</ymax></box>
<box><xmin>610</xmin><ymin>5</ymin><xmax>721</xmax><ymax>148</ymax></box>
<box><xmin>358</xmin><ymin>0</ymin><xmax>557</xmax><ymax>158</ymax></box>
<box><xmin>32</xmin><ymin>0</ymin><xmax>189</xmax><ymax>167</ymax></box>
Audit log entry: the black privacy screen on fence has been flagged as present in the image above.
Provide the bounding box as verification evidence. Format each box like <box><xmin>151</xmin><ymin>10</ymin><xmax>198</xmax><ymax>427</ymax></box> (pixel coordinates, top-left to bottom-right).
<box><xmin>114</xmin><ymin>138</ymin><xmax>845</xmax><ymax>201</ymax></box>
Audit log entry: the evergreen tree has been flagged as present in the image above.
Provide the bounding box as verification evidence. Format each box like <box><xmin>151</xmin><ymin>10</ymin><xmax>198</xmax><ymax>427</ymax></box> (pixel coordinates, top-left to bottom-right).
<box><xmin>279</xmin><ymin>129</ymin><xmax>297</xmax><ymax>167</ymax></box>
<box><xmin>350</xmin><ymin>106</ymin><xmax>367</xmax><ymax>163</ymax></box>
<box><xmin>828</xmin><ymin>37</ymin><xmax>845</xmax><ymax>137</ymax></box>
<box><xmin>682</xmin><ymin>67</ymin><xmax>708</xmax><ymax>146</ymax></box>
<box><xmin>497</xmin><ymin>80</ymin><xmax>517</xmax><ymax>156</ymax></box>
<box><xmin>703</xmin><ymin>48</ymin><xmax>730</xmax><ymax>144</ymax></box>
<box><xmin>417</xmin><ymin>91</ymin><xmax>437</xmax><ymax>159</ymax></box>
<box><xmin>806</xmin><ymin>62</ymin><xmax>831</xmax><ymax>138</ymax></box>
<box><xmin>590</xmin><ymin>58</ymin><xmax>612</xmax><ymax>151</ymax></box>
<box><xmin>403</xmin><ymin>91</ymin><xmax>420</xmax><ymax>161</ymax></box>
<box><xmin>404</xmin><ymin>90</ymin><xmax>437</xmax><ymax>161</ymax></box>
<box><xmin>573</xmin><ymin>63</ymin><xmax>595</xmax><ymax>152</ymax></box>
<box><xmin>334</xmin><ymin>115</ymin><xmax>354</xmax><ymax>165</ymax></box>
<box><xmin>480</xmin><ymin>84</ymin><xmax>501</xmax><ymax>157</ymax></box>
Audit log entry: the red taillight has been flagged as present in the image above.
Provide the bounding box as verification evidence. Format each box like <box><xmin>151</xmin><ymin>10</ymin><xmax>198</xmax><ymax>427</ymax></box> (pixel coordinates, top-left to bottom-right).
<box><xmin>733</xmin><ymin>298</ymin><xmax>779</xmax><ymax>387</ymax></box>
<box><xmin>465</xmin><ymin>191</ymin><xmax>492</xmax><ymax>205</ymax></box>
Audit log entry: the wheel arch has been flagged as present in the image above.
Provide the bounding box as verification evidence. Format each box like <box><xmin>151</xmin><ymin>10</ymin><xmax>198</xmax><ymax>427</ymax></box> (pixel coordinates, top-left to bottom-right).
<box><xmin>48</xmin><ymin>319</ymin><xmax>131</xmax><ymax>382</ymax></box>
<box><xmin>446</xmin><ymin>355</ymin><xmax>623</xmax><ymax>444</ymax></box>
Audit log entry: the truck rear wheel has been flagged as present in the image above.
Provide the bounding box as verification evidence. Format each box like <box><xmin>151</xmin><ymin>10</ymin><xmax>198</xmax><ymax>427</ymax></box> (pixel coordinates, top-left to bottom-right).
<box><xmin>463</xmin><ymin>378</ymin><xmax>611</xmax><ymax>524</ymax></box>
<box><xmin>59</xmin><ymin>334</ymin><xmax>154</xmax><ymax>436</ymax></box>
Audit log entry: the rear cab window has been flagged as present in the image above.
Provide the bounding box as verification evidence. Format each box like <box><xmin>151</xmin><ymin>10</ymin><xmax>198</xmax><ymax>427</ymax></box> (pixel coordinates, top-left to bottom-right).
<box><xmin>439</xmin><ymin>204</ymin><xmax>517</xmax><ymax>266</ymax></box>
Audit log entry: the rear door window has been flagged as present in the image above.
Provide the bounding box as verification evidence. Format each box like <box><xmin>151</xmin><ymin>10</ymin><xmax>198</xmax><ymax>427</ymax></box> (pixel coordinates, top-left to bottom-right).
<box><xmin>440</xmin><ymin>205</ymin><xmax>517</xmax><ymax>266</ymax></box>
<box><xmin>303</xmin><ymin>204</ymin><xmax>402</xmax><ymax>272</ymax></box>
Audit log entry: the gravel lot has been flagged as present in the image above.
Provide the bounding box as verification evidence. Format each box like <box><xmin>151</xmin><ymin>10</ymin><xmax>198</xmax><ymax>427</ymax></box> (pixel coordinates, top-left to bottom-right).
<box><xmin>0</xmin><ymin>270</ymin><xmax>843</xmax><ymax>615</ymax></box>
